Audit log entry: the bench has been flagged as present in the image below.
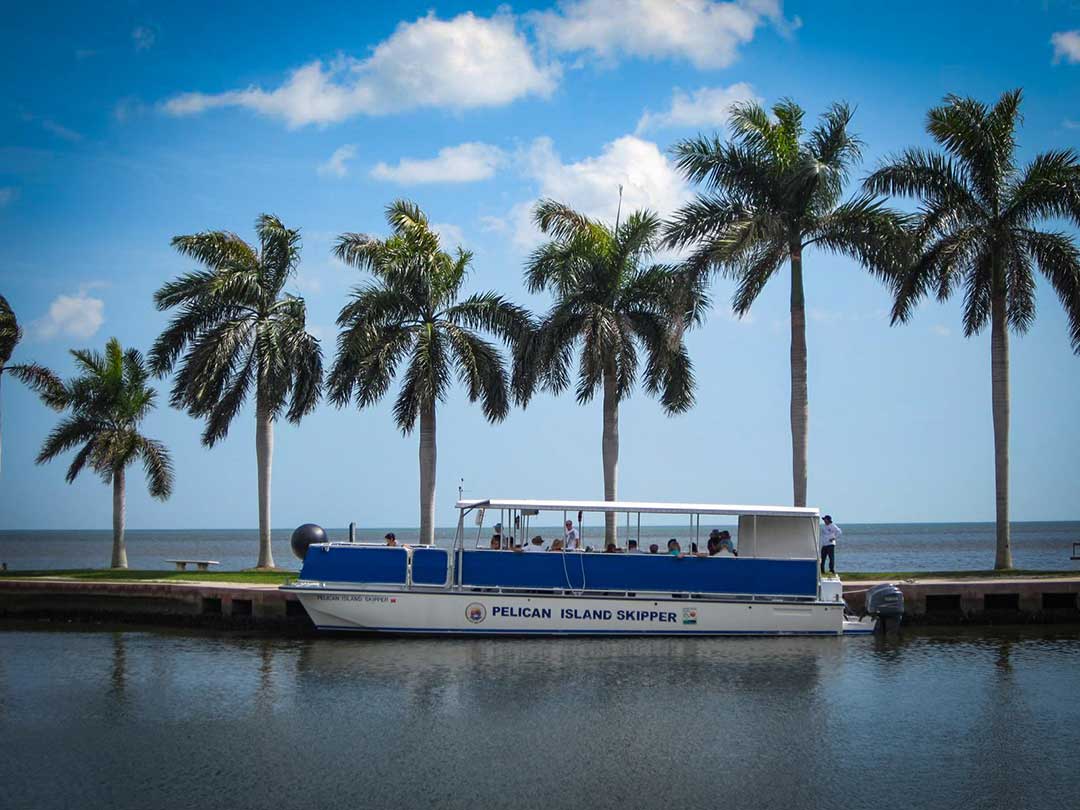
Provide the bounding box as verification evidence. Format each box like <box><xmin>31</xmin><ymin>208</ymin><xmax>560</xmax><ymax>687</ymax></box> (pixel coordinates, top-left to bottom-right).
<box><xmin>165</xmin><ymin>559</ymin><xmax>221</xmax><ymax>572</ymax></box>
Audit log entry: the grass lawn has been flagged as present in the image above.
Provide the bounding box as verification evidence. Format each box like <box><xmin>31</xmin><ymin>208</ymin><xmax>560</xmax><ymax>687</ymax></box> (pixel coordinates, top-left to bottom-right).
<box><xmin>0</xmin><ymin>569</ymin><xmax>297</xmax><ymax>585</ymax></box>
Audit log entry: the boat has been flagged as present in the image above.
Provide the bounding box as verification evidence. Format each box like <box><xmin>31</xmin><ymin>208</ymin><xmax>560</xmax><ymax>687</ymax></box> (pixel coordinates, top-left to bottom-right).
<box><xmin>283</xmin><ymin>499</ymin><xmax>893</xmax><ymax>636</ymax></box>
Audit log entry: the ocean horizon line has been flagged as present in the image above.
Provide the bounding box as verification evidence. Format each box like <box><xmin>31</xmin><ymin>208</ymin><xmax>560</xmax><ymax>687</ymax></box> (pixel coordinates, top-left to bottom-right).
<box><xmin>3</xmin><ymin>518</ymin><xmax>1079</xmax><ymax>533</ymax></box>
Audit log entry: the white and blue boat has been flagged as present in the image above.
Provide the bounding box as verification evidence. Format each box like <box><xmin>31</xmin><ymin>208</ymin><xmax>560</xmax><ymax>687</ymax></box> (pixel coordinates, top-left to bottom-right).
<box><xmin>283</xmin><ymin>499</ymin><xmax>882</xmax><ymax>636</ymax></box>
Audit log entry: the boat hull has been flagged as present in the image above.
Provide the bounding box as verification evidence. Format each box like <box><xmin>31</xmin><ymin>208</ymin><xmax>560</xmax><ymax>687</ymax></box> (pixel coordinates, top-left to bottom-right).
<box><xmin>286</xmin><ymin>587</ymin><xmax>874</xmax><ymax>636</ymax></box>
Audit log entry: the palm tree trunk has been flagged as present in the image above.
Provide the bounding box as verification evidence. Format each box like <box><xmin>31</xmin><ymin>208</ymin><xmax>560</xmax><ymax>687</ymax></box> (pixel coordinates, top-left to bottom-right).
<box><xmin>602</xmin><ymin>369</ymin><xmax>619</xmax><ymax>546</ymax></box>
<box><xmin>991</xmin><ymin>292</ymin><xmax>1012</xmax><ymax>569</ymax></box>
<box><xmin>789</xmin><ymin>244</ymin><xmax>809</xmax><ymax>508</ymax></box>
<box><xmin>255</xmin><ymin>403</ymin><xmax>275</xmax><ymax>569</ymax></box>
<box><xmin>0</xmin><ymin>371</ymin><xmax>5</xmax><ymax>476</ymax></box>
<box><xmin>419</xmin><ymin>401</ymin><xmax>437</xmax><ymax>546</ymax></box>
<box><xmin>111</xmin><ymin>465</ymin><xmax>127</xmax><ymax>569</ymax></box>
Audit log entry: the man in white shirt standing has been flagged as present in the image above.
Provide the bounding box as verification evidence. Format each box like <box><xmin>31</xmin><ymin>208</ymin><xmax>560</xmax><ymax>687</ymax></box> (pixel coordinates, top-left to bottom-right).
<box><xmin>564</xmin><ymin>520</ymin><xmax>580</xmax><ymax>551</ymax></box>
<box><xmin>820</xmin><ymin>515</ymin><xmax>841</xmax><ymax>575</ymax></box>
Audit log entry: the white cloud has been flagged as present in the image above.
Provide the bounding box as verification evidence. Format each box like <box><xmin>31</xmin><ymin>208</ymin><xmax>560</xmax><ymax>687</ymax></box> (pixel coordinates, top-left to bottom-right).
<box><xmin>34</xmin><ymin>289</ymin><xmax>105</xmax><ymax>340</ymax></box>
<box><xmin>0</xmin><ymin>187</ymin><xmax>18</xmax><ymax>207</ymax></box>
<box><xmin>533</xmin><ymin>0</ymin><xmax>797</xmax><ymax>69</ymax></box>
<box><xmin>478</xmin><ymin>215</ymin><xmax>509</xmax><ymax>233</ymax></box>
<box><xmin>1051</xmin><ymin>30</ymin><xmax>1080</xmax><ymax>63</ymax></box>
<box><xmin>132</xmin><ymin>26</ymin><xmax>156</xmax><ymax>52</ymax></box>
<box><xmin>163</xmin><ymin>12</ymin><xmax>557</xmax><ymax>127</ymax></box>
<box><xmin>431</xmin><ymin>222</ymin><xmax>466</xmax><ymax>247</ymax></box>
<box><xmin>510</xmin><ymin>134</ymin><xmax>690</xmax><ymax>247</ymax></box>
<box><xmin>40</xmin><ymin>119</ymin><xmax>82</xmax><ymax>142</ymax></box>
<box><xmin>636</xmin><ymin>82</ymin><xmax>758</xmax><ymax>133</ymax></box>
<box><xmin>317</xmin><ymin>144</ymin><xmax>357</xmax><ymax>178</ymax></box>
<box><xmin>1064</xmin><ymin>119</ymin><xmax>1080</xmax><ymax>130</ymax></box>
<box><xmin>113</xmin><ymin>97</ymin><xmax>148</xmax><ymax>123</ymax></box>
<box><xmin>930</xmin><ymin>325</ymin><xmax>951</xmax><ymax>337</ymax></box>
<box><xmin>371</xmin><ymin>142</ymin><xmax>506</xmax><ymax>184</ymax></box>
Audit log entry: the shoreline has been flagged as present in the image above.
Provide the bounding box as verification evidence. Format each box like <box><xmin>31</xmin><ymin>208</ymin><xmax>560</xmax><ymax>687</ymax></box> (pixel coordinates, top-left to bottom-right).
<box><xmin>3</xmin><ymin>574</ymin><xmax>1078</xmax><ymax>634</ymax></box>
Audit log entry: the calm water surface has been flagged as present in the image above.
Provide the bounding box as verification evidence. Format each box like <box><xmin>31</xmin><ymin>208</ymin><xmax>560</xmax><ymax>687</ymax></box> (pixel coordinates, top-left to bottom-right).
<box><xmin>2</xmin><ymin>626</ymin><xmax>1078</xmax><ymax>810</ymax></box>
<box><xmin>3</xmin><ymin>521</ymin><xmax>1080</xmax><ymax>571</ymax></box>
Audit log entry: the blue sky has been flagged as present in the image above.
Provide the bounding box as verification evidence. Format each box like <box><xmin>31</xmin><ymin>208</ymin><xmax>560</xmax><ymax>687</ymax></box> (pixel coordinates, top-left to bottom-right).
<box><xmin>1</xmin><ymin>0</ymin><xmax>1078</xmax><ymax>530</ymax></box>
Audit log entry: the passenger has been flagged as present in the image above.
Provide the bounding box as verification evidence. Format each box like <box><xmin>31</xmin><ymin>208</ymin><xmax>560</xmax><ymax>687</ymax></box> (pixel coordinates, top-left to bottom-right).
<box><xmin>718</xmin><ymin>530</ymin><xmax>737</xmax><ymax>556</ymax></box>
<box><xmin>667</xmin><ymin>539</ymin><xmax>681</xmax><ymax>556</ymax></box>
<box><xmin>649</xmin><ymin>544</ymin><xmax>659</xmax><ymax>554</ymax></box>
<box><xmin>563</xmin><ymin>520</ymin><xmax>580</xmax><ymax>551</ymax></box>
<box><xmin>384</xmin><ymin>532</ymin><xmax>397</xmax><ymax>546</ymax></box>
<box><xmin>604</xmin><ymin>543</ymin><xmax>618</xmax><ymax>553</ymax></box>
<box><xmin>705</xmin><ymin>529</ymin><xmax>737</xmax><ymax>556</ymax></box>
<box><xmin>491</xmin><ymin>522</ymin><xmax>503</xmax><ymax>547</ymax></box>
<box><xmin>525</xmin><ymin>535</ymin><xmax>546</xmax><ymax>552</ymax></box>
<box><xmin>549</xmin><ymin>538</ymin><xmax>565</xmax><ymax>552</ymax></box>
<box><xmin>627</xmin><ymin>539</ymin><xmax>642</xmax><ymax>553</ymax></box>
<box><xmin>490</xmin><ymin>536</ymin><xmax>502</xmax><ymax>550</ymax></box>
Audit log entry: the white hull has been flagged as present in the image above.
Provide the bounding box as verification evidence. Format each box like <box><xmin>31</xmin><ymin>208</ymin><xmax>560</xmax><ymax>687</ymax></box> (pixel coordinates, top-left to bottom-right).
<box><xmin>288</xmin><ymin>588</ymin><xmax>875</xmax><ymax>636</ymax></box>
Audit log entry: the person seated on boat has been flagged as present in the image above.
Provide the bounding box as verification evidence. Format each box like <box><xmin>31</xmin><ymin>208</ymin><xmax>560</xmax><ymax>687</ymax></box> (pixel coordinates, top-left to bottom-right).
<box><xmin>524</xmin><ymin>535</ymin><xmax>546</xmax><ymax>552</ymax></box>
<box><xmin>627</xmin><ymin>539</ymin><xmax>642</xmax><ymax>553</ymax></box>
<box><xmin>490</xmin><ymin>536</ymin><xmax>503</xmax><ymax>550</ymax></box>
<box><xmin>490</xmin><ymin>523</ymin><xmax>504</xmax><ymax>547</ymax></box>
<box><xmin>649</xmin><ymin>544</ymin><xmax>659</xmax><ymax>554</ymax></box>
<box><xmin>667</xmin><ymin>539</ymin><xmax>682</xmax><ymax>556</ymax></box>
<box><xmin>549</xmin><ymin>538</ymin><xmax>565</xmax><ymax>552</ymax></box>
<box><xmin>384</xmin><ymin>532</ymin><xmax>397</xmax><ymax>546</ymax></box>
<box><xmin>718</xmin><ymin>530</ymin><xmax>737</xmax><ymax>556</ymax></box>
<box><xmin>604</xmin><ymin>543</ymin><xmax>619</xmax><ymax>553</ymax></box>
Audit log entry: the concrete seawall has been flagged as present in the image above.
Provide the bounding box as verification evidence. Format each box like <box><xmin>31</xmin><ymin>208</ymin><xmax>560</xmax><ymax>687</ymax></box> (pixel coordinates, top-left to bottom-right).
<box><xmin>1</xmin><ymin>576</ymin><xmax>1078</xmax><ymax>631</ymax></box>
<box><xmin>0</xmin><ymin>579</ymin><xmax>312</xmax><ymax>631</ymax></box>
<box><xmin>841</xmin><ymin>577</ymin><xmax>1080</xmax><ymax>623</ymax></box>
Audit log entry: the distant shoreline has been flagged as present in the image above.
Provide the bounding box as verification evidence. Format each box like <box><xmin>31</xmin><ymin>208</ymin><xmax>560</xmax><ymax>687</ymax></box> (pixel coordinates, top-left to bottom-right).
<box><xmin>3</xmin><ymin>519</ymin><xmax>1080</xmax><ymax>533</ymax></box>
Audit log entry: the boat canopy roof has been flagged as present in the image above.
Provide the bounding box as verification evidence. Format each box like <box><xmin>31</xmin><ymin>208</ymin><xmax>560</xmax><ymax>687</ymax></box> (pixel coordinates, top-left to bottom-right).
<box><xmin>454</xmin><ymin>498</ymin><xmax>819</xmax><ymax>519</ymax></box>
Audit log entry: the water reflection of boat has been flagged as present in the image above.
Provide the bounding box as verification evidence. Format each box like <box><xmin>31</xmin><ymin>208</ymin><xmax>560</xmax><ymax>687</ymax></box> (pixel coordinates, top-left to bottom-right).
<box><xmin>283</xmin><ymin>499</ymin><xmax>883</xmax><ymax>636</ymax></box>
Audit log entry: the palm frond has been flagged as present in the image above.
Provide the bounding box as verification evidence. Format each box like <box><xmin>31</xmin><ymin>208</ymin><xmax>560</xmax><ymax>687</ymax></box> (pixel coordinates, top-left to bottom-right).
<box><xmin>1021</xmin><ymin>228</ymin><xmax>1080</xmax><ymax>352</ymax></box>
<box><xmin>137</xmin><ymin>436</ymin><xmax>174</xmax><ymax>500</ymax></box>
<box><xmin>0</xmin><ymin>293</ymin><xmax>21</xmax><ymax>364</ymax></box>
<box><xmin>5</xmin><ymin>363</ymin><xmax>65</xmax><ymax>408</ymax></box>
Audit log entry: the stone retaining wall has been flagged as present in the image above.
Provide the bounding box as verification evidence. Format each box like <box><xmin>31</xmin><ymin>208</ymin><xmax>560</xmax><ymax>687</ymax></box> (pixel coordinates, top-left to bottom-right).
<box><xmin>2</xmin><ymin>577</ymin><xmax>1078</xmax><ymax>631</ymax></box>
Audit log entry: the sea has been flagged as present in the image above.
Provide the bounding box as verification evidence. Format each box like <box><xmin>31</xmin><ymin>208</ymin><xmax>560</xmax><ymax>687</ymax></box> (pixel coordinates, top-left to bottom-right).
<box><xmin>2</xmin><ymin>624</ymin><xmax>1078</xmax><ymax>809</ymax></box>
<box><xmin>2</xmin><ymin>521</ymin><xmax>1079</xmax><ymax>572</ymax></box>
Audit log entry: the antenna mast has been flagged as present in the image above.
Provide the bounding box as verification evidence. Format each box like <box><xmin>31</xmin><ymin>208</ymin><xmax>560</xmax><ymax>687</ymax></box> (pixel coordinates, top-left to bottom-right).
<box><xmin>615</xmin><ymin>184</ymin><xmax>624</xmax><ymax>230</ymax></box>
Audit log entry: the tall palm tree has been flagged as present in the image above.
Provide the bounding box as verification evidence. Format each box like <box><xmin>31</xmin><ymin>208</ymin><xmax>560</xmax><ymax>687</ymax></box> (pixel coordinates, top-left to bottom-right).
<box><xmin>0</xmin><ymin>293</ymin><xmax>63</xmax><ymax>473</ymax></box>
<box><xmin>329</xmin><ymin>201</ymin><xmax>528</xmax><ymax>546</ymax></box>
<box><xmin>518</xmin><ymin>200</ymin><xmax>699</xmax><ymax>546</ymax></box>
<box><xmin>865</xmin><ymin>90</ymin><xmax>1080</xmax><ymax>569</ymax></box>
<box><xmin>665</xmin><ymin>100</ymin><xmax>904</xmax><ymax>507</ymax></box>
<box><xmin>150</xmin><ymin>215</ymin><xmax>322</xmax><ymax>570</ymax></box>
<box><xmin>37</xmin><ymin>338</ymin><xmax>173</xmax><ymax>569</ymax></box>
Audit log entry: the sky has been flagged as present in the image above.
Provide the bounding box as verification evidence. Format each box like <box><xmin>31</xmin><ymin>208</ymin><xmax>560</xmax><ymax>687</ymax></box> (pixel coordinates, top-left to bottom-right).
<box><xmin>1</xmin><ymin>0</ymin><xmax>1078</xmax><ymax>531</ymax></box>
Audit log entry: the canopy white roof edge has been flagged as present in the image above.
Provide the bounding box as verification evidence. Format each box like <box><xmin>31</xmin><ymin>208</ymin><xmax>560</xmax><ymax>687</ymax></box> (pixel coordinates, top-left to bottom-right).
<box><xmin>454</xmin><ymin>499</ymin><xmax>819</xmax><ymax>518</ymax></box>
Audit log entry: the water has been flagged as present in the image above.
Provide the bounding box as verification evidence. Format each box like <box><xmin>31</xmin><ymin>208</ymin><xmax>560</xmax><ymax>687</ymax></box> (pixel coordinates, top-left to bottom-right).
<box><xmin>2</xmin><ymin>521</ymin><xmax>1079</xmax><ymax>572</ymax></box>
<box><xmin>1</xmin><ymin>626</ymin><xmax>1077</xmax><ymax>810</ymax></box>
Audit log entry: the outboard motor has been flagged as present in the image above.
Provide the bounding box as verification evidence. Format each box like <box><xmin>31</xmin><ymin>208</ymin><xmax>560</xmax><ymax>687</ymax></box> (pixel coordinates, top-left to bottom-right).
<box><xmin>291</xmin><ymin>523</ymin><xmax>328</xmax><ymax>561</ymax></box>
<box><xmin>865</xmin><ymin>582</ymin><xmax>905</xmax><ymax>632</ymax></box>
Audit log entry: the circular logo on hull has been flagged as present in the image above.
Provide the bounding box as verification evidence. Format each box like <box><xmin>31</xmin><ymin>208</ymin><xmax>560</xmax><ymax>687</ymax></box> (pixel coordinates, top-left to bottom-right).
<box><xmin>465</xmin><ymin>602</ymin><xmax>487</xmax><ymax>623</ymax></box>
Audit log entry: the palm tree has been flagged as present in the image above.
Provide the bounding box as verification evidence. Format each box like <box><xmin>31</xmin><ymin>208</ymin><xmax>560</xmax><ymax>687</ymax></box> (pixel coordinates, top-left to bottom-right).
<box><xmin>37</xmin><ymin>338</ymin><xmax>173</xmax><ymax>569</ymax></box>
<box><xmin>517</xmin><ymin>200</ymin><xmax>699</xmax><ymax>546</ymax></box>
<box><xmin>0</xmin><ymin>293</ymin><xmax>63</xmax><ymax>473</ymax></box>
<box><xmin>329</xmin><ymin>200</ymin><xmax>528</xmax><ymax>546</ymax></box>
<box><xmin>865</xmin><ymin>90</ymin><xmax>1080</xmax><ymax>569</ymax></box>
<box><xmin>665</xmin><ymin>100</ymin><xmax>904</xmax><ymax>507</ymax></box>
<box><xmin>150</xmin><ymin>215</ymin><xmax>322</xmax><ymax>570</ymax></box>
